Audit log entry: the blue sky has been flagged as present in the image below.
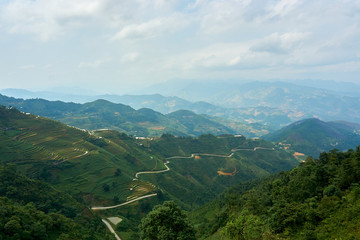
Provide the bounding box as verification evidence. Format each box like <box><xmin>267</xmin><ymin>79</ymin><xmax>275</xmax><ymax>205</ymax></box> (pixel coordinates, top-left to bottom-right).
<box><xmin>1</xmin><ymin>0</ymin><xmax>360</xmax><ymax>94</ymax></box>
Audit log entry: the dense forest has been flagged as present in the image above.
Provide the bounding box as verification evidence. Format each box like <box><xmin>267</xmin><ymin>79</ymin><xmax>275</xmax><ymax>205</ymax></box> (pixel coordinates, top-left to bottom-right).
<box><xmin>0</xmin><ymin>166</ymin><xmax>112</xmax><ymax>240</ymax></box>
<box><xmin>191</xmin><ymin>147</ymin><xmax>360</xmax><ymax>239</ymax></box>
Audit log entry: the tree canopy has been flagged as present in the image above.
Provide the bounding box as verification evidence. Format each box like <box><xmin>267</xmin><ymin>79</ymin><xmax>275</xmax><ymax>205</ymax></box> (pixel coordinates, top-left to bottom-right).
<box><xmin>139</xmin><ymin>201</ymin><xmax>196</xmax><ymax>240</ymax></box>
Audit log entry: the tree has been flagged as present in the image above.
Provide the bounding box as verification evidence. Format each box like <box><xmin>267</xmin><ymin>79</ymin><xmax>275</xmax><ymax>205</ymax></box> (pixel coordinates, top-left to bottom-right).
<box><xmin>139</xmin><ymin>201</ymin><xmax>196</xmax><ymax>240</ymax></box>
<box><xmin>113</xmin><ymin>196</ymin><xmax>119</xmax><ymax>204</ymax></box>
<box><xmin>114</xmin><ymin>168</ymin><xmax>121</xmax><ymax>176</ymax></box>
<box><xmin>102</xmin><ymin>183</ymin><xmax>110</xmax><ymax>192</ymax></box>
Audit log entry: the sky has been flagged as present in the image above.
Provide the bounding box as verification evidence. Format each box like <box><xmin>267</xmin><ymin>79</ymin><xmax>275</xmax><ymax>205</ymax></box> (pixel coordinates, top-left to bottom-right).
<box><xmin>0</xmin><ymin>0</ymin><xmax>360</xmax><ymax>94</ymax></box>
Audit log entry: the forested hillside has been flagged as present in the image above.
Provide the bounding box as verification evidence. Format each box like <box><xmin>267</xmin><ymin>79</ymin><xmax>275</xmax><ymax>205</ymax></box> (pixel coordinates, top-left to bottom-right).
<box><xmin>0</xmin><ymin>166</ymin><xmax>112</xmax><ymax>240</ymax></box>
<box><xmin>191</xmin><ymin>147</ymin><xmax>360</xmax><ymax>239</ymax></box>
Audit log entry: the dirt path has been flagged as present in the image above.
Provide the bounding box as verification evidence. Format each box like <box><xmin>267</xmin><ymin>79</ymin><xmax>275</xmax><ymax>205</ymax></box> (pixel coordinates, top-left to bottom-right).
<box><xmin>92</xmin><ymin>193</ymin><xmax>157</xmax><ymax>210</ymax></box>
<box><xmin>232</xmin><ymin>147</ymin><xmax>275</xmax><ymax>152</ymax></box>
<box><xmin>102</xmin><ymin>219</ymin><xmax>122</xmax><ymax>240</ymax></box>
<box><xmin>165</xmin><ymin>152</ymin><xmax>234</xmax><ymax>159</ymax></box>
<box><xmin>135</xmin><ymin>161</ymin><xmax>170</xmax><ymax>178</ymax></box>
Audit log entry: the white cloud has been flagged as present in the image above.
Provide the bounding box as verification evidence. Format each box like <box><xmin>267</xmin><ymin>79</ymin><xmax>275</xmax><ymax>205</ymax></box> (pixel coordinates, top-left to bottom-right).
<box><xmin>228</xmin><ymin>57</ymin><xmax>241</xmax><ymax>66</ymax></box>
<box><xmin>250</xmin><ymin>32</ymin><xmax>310</xmax><ymax>54</ymax></box>
<box><xmin>196</xmin><ymin>0</ymin><xmax>252</xmax><ymax>34</ymax></box>
<box><xmin>78</xmin><ymin>59</ymin><xmax>110</xmax><ymax>68</ymax></box>
<box><xmin>121</xmin><ymin>53</ymin><xmax>139</xmax><ymax>63</ymax></box>
<box><xmin>1</xmin><ymin>0</ymin><xmax>106</xmax><ymax>41</ymax></box>
<box><xmin>111</xmin><ymin>14</ymin><xmax>189</xmax><ymax>41</ymax></box>
<box><xmin>1</xmin><ymin>0</ymin><xmax>360</xmax><ymax>90</ymax></box>
<box><xmin>266</xmin><ymin>0</ymin><xmax>303</xmax><ymax>19</ymax></box>
<box><xmin>19</xmin><ymin>64</ymin><xmax>36</xmax><ymax>69</ymax></box>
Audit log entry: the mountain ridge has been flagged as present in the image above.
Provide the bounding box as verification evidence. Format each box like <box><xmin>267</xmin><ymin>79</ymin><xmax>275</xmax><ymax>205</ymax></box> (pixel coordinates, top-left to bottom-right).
<box><xmin>264</xmin><ymin>118</ymin><xmax>360</xmax><ymax>157</ymax></box>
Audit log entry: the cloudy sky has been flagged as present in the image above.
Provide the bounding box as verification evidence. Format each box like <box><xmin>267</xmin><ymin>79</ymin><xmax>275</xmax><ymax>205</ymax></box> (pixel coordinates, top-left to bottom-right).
<box><xmin>1</xmin><ymin>0</ymin><xmax>359</xmax><ymax>94</ymax></box>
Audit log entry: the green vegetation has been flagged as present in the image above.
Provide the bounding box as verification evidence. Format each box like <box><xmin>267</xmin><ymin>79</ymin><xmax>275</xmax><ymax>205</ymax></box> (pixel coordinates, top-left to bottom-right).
<box><xmin>0</xmin><ymin>94</ymin><xmax>243</xmax><ymax>137</ymax></box>
<box><xmin>138</xmin><ymin>134</ymin><xmax>298</xmax><ymax>208</ymax></box>
<box><xmin>139</xmin><ymin>201</ymin><xmax>196</xmax><ymax>240</ymax></box>
<box><xmin>0</xmin><ymin>166</ymin><xmax>112</xmax><ymax>240</ymax></box>
<box><xmin>0</xmin><ymin>106</ymin><xmax>299</xmax><ymax>239</ymax></box>
<box><xmin>191</xmin><ymin>147</ymin><xmax>360</xmax><ymax>239</ymax></box>
<box><xmin>0</xmin><ymin>106</ymin><xmax>160</xmax><ymax>204</ymax></box>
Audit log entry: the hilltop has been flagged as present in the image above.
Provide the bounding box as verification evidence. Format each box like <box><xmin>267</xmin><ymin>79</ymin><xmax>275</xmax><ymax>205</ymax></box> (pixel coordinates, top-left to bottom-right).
<box><xmin>264</xmin><ymin>118</ymin><xmax>360</xmax><ymax>157</ymax></box>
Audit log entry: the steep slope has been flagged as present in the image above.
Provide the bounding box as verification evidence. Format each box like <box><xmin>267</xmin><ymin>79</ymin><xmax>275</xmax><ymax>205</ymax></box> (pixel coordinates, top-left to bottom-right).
<box><xmin>190</xmin><ymin>147</ymin><xmax>360</xmax><ymax>240</ymax></box>
<box><xmin>136</xmin><ymin>134</ymin><xmax>298</xmax><ymax>208</ymax></box>
<box><xmin>0</xmin><ymin>166</ymin><xmax>113</xmax><ymax>240</ymax></box>
<box><xmin>166</xmin><ymin>110</ymin><xmax>237</xmax><ymax>136</ymax></box>
<box><xmin>264</xmin><ymin>118</ymin><xmax>360</xmax><ymax>157</ymax></box>
<box><xmin>0</xmin><ymin>106</ymin><xmax>164</xmax><ymax>203</ymax></box>
<box><xmin>0</xmin><ymin>106</ymin><xmax>299</xmax><ymax>239</ymax></box>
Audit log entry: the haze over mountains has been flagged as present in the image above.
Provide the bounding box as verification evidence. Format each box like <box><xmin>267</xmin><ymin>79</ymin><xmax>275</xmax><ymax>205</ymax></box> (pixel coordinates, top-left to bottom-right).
<box><xmin>2</xmin><ymin>0</ymin><xmax>360</xmax><ymax>238</ymax></box>
<box><xmin>0</xmin><ymin>94</ymin><xmax>269</xmax><ymax>137</ymax></box>
<box><xmin>2</xmin><ymin>79</ymin><xmax>360</xmax><ymax>239</ymax></box>
<box><xmin>2</xmin><ymin>80</ymin><xmax>360</xmax><ymax>130</ymax></box>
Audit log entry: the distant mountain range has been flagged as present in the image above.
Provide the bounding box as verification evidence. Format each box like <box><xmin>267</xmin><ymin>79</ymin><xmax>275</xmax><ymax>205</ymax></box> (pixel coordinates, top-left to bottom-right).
<box><xmin>0</xmin><ymin>94</ymin><xmax>269</xmax><ymax>137</ymax></box>
<box><xmin>140</xmin><ymin>80</ymin><xmax>360</xmax><ymax>124</ymax></box>
<box><xmin>0</xmin><ymin>88</ymin><xmax>311</xmax><ymax>130</ymax></box>
<box><xmin>3</xmin><ymin>80</ymin><xmax>360</xmax><ymax>129</ymax></box>
<box><xmin>264</xmin><ymin>118</ymin><xmax>360</xmax><ymax>157</ymax></box>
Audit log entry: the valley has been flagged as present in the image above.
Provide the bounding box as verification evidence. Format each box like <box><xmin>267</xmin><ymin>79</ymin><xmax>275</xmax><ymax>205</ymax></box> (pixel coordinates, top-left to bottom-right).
<box><xmin>1</xmin><ymin>82</ymin><xmax>360</xmax><ymax>240</ymax></box>
<box><xmin>1</xmin><ymin>89</ymin><xmax>360</xmax><ymax>239</ymax></box>
<box><xmin>0</xmin><ymin>106</ymin><xmax>298</xmax><ymax>239</ymax></box>
<box><xmin>91</xmin><ymin>144</ymin><xmax>276</xmax><ymax>237</ymax></box>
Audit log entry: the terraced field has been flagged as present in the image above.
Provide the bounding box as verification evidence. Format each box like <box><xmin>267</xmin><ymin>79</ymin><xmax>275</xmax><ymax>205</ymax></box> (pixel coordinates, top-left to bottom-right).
<box><xmin>0</xmin><ymin>107</ymin><xmax>298</xmax><ymax>240</ymax></box>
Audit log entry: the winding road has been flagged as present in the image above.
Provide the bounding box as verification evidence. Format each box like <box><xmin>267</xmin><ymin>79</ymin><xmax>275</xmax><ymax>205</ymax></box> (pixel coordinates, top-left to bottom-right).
<box><xmin>93</xmin><ymin>145</ymin><xmax>275</xmax><ymax>239</ymax></box>
<box><xmin>102</xmin><ymin>219</ymin><xmax>121</xmax><ymax>240</ymax></box>
<box><xmin>232</xmin><ymin>147</ymin><xmax>275</xmax><ymax>152</ymax></box>
<box><xmin>135</xmin><ymin>161</ymin><xmax>170</xmax><ymax>178</ymax></box>
<box><xmin>92</xmin><ymin>193</ymin><xmax>157</xmax><ymax>210</ymax></box>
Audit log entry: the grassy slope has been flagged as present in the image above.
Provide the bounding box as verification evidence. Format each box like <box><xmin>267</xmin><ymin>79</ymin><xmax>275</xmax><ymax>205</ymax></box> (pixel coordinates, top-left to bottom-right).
<box><xmin>0</xmin><ymin>106</ymin><xmax>158</xmax><ymax>204</ymax></box>
<box><xmin>138</xmin><ymin>134</ymin><xmax>298</xmax><ymax>209</ymax></box>
<box><xmin>0</xmin><ymin>106</ymin><xmax>299</xmax><ymax>239</ymax></box>
<box><xmin>264</xmin><ymin>118</ymin><xmax>360</xmax><ymax>157</ymax></box>
<box><xmin>0</xmin><ymin>106</ymin><xmax>298</xmax><ymax>207</ymax></box>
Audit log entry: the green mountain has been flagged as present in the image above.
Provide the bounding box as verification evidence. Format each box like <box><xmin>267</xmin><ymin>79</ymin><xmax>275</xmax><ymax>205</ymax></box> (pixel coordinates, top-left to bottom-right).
<box><xmin>0</xmin><ymin>106</ymin><xmax>298</xmax><ymax>239</ymax></box>
<box><xmin>0</xmin><ymin>90</ymin><xmax>300</xmax><ymax>133</ymax></box>
<box><xmin>0</xmin><ymin>94</ymin><xmax>241</xmax><ymax>137</ymax></box>
<box><xmin>190</xmin><ymin>147</ymin><xmax>360</xmax><ymax>240</ymax></box>
<box><xmin>264</xmin><ymin>118</ymin><xmax>360</xmax><ymax>157</ymax></box>
<box><xmin>166</xmin><ymin>110</ymin><xmax>236</xmax><ymax>136</ymax></box>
